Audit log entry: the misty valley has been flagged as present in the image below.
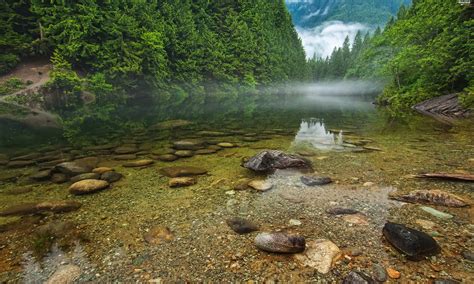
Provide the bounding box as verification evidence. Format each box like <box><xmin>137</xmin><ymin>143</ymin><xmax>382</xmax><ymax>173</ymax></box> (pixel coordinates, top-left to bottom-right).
<box><xmin>0</xmin><ymin>0</ymin><xmax>472</xmax><ymax>283</ymax></box>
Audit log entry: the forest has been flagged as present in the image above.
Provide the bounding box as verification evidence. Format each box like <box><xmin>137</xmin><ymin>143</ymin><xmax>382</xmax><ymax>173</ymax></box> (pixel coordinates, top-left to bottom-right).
<box><xmin>308</xmin><ymin>0</ymin><xmax>473</xmax><ymax>109</ymax></box>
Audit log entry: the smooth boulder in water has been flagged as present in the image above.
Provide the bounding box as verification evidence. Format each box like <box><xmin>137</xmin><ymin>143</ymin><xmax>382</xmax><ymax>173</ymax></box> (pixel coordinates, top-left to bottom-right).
<box><xmin>243</xmin><ymin>150</ymin><xmax>312</xmax><ymax>172</ymax></box>
<box><xmin>226</xmin><ymin>217</ymin><xmax>259</xmax><ymax>234</ymax></box>
<box><xmin>254</xmin><ymin>232</ymin><xmax>305</xmax><ymax>253</ymax></box>
<box><xmin>382</xmin><ymin>222</ymin><xmax>440</xmax><ymax>259</ymax></box>
<box><xmin>69</xmin><ymin>179</ymin><xmax>109</xmax><ymax>195</ymax></box>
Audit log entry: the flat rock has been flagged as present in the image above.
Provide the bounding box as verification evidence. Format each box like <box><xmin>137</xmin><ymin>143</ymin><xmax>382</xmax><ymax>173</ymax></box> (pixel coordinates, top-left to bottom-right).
<box><xmin>0</xmin><ymin>200</ymin><xmax>81</xmax><ymax>216</ymax></box>
<box><xmin>226</xmin><ymin>217</ymin><xmax>259</xmax><ymax>234</ymax></box>
<box><xmin>173</xmin><ymin>139</ymin><xmax>205</xmax><ymax>150</ymax></box>
<box><xmin>301</xmin><ymin>175</ymin><xmax>332</xmax><ymax>186</ymax></box>
<box><xmin>69</xmin><ymin>179</ymin><xmax>109</xmax><ymax>195</ymax></box>
<box><xmin>195</xmin><ymin>149</ymin><xmax>217</xmax><ymax>155</ymax></box>
<box><xmin>123</xmin><ymin>159</ymin><xmax>154</xmax><ymax>168</ymax></box>
<box><xmin>243</xmin><ymin>150</ymin><xmax>311</xmax><ymax>172</ymax></box>
<box><xmin>100</xmin><ymin>171</ymin><xmax>123</xmax><ymax>183</ymax></box>
<box><xmin>416</xmin><ymin>172</ymin><xmax>474</xmax><ymax>182</ymax></box>
<box><xmin>169</xmin><ymin>177</ymin><xmax>196</xmax><ymax>188</ymax></box>
<box><xmin>2</xmin><ymin>187</ymin><xmax>34</xmax><ymax>195</ymax></box>
<box><xmin>152</xmin><ymin>119</ymin><xmax>192</xmax><ymax>130</ymax></box>
<box><xmin>415</xmin><ymin>219</ymin><xmax>436</xmax><ymax>230</ymax></box>
<box><xmin>196</xmin><ymin>131</ymin><xmax>227</xmax><ymax>137</ymax></box>
<box><xmin>7</xmin><ymin>160</ymin><xmax>35</xmax><ymax>168</ymax></box>
<box><xmin>70</xmin><ymin>173</ymin><xmax>101</xmax><ymax>183</ymax></box>
<box><xmin>295</xmin><ymin>239</ymin><xmax>341</xmax><ymax>274</ymax></box>
<box><xmin>174</xmin><ymin>150</ymin><xmax>194</xmax><ymax>157</ymax></box>
<box><xmin>217</xmin><ymin>142</ymin><xmax>235</xmax><ymax>148</ymax></box>
<box><xmin>30</xmin><ymin>170</ymin><xmax>52</xmax><ymax>181</ymax></box>
<box><xmin>154</xmin><ymin>154</ymin><xmax>178</xmax><ymax>161</ymax></box>
<box><xmin>248</xmin><ymin>179</ymin><xmax>273</xmax><ymax>192</ymax></box>
<box><xmin>326</xmin><ymin>207</ymin><xmax>360</xmax><ymax>215</ymax></box>
<box><xmin>113</xmin><ymin>154</ymin><xmax>137</xmax><ymax>160</ymax></box>
<box><xmin>254</xmin><ymin>232</ymin><xmax>305</xmax><ymax>253</ymax></box>
<box><xmin>11</xmin><ymin>153</ymin><xmax>41</xmax><ymax>161</ymax></box>
<box><xmin>144</xmin><ymin>226</ymin><xmax>174</xmax><ymax>245</ymax></box>
<box><xmin>92</xmin><ymin>167</ymin><xmax>113</xmax><ymax>174</ymax></box>
<box><xmin>342</xmin><ymin>214</ymin><xmax>369</xmax><ymax>225</ymax></box>
<box><xmin>114</xmin><ymin>146</ymin><xmax>138</xmax><ymax>154</ymax></box>
<box><xmin>234</xmin><ymin>178</ymin><xmax>250</xmax><ymax>190</ymax></box>
<box><xmin>54</xmin><ymin>162</ymin><xmax>92</xmax><ymax>176</ymax></box>
<box><xmin>383</xmin><ymin>222</ymin><xmax>440</xmax><ymax>259</ymax></box>
<box><xmin>51</xmin><ymin>173</ymin><xmax>68</xmax><ymax>184</ymax></box>
<box><xmin>45</xmin><ymin>264</ymin><xmax>81</xmax><ymax>284</ymax></box>
<box><xmin>160</xmin><ymin>166</ymin><xmax>207</xmax><ymax>178</ymax></box>
<box><xmin>390</xmin><ymin>190</ymin><xmax>469</xmax><ymax>207</ymax></box>
<box><xmin>342</xmin><ymin>271</ymin><xmax>376</xmax><ymax>284</ymax></box>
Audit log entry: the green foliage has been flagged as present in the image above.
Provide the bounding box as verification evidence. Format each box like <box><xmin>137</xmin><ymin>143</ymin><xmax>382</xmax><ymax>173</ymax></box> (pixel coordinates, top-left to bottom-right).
<box><xmin>0</xmin><ymin>77</ymin><xmax>25</xmax><ymax>96</ymax></box>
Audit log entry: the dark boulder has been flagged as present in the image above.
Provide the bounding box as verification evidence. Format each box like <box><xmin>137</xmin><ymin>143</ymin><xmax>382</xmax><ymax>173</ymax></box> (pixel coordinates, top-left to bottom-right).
<box><xmin>254</xmin><ymin>232</ymin><xmax>305</xmax><ymax>253</ymax></box>
<box><xmin>226</xmin><ymin>217</ymin><xmax>259</xmax><ymax>234</ymax></box>
<box><xmin>342</xmin><ymin>271</ymin><xmax>376</xmax><ymax>284</ymax></box>
<box><xmin>243</xmin><ymin>150</ymin><xmax>311</xmax><ymax>172</ymax></box>
<box><xmin>300</xmin><ymin>175</ymin><xmax>332</xmax><ymax>186</ymax></box>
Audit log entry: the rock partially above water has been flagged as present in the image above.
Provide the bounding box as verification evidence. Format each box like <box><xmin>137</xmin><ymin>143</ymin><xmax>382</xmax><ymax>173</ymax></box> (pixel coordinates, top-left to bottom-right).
<box><xmin>390</xmin><ymin>190</ymin><xmax>469</xmax><ymax>207</ymax></box>
<box><xmin>169</xmin><ymin>177</ymin><xmax>196</xmax><ymax>188</ymax></box>
<box><xmin>295</xmin><ymin>239</ymin><xmax>341</xmax><ymax>274</ymax></box>
<box><xmin>243</xmin><ymin>150</ymin><xmax>311</xmax><ymax>172</ymax></box>
<box><xmin>226</xmin><ymin>217</ymin><xmax>259</xmax><ymax>234</ymax></box>
<box><xmin>123</xmin><ymin>159</ymin><xmax>154</xmax><ymax>168</ymax></box>
<box><xmin>300</xmin><ymin>175</ymin><xmax>332</xmax><ymax>186</ymax></box>
<box><xmin>342</xmin><ymin>271</ymin><xmax>376</xmax><ymax>284</ymax></box>
<box><xmin>254</xmin><ymin>232</ymin><xmax>305</xmax><ymax>253</ymax></box>
<box><xmin>0</xmin><ymin>200</ymin><xmax>81</xmax><ymax>216</ymax></box>
<box><xmin>160</xmin><ymin>166</ymin><xmax>207</xmax><ymax>177</ymax></box>
<box><xmin>69</xmin><ymin>179</ymin><xmax>109</xmax><ymax>195</ymax></box>
<box><xmin>383</xmin><ymin>222</ymin><xmax>441</xmax><ymax>259</ymax></box>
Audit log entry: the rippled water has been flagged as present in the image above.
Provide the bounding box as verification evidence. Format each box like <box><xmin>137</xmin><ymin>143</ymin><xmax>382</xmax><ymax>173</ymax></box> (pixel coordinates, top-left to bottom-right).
<box><xmin>0</xmin><ymin>92</ymin><xmax>472</xmax><ymax>282</ymax></box>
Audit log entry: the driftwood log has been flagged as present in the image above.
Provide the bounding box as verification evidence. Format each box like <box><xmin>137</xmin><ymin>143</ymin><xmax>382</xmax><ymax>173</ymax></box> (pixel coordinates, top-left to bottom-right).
<box><xmin>413</xmin><ymin>94</ymin><xmax>470</xmax><ymax>124</ymax></box>
<box><xmin>416</xmin><ymin>173</ymin><xmax>474</xmax><ymax>182</ymax></box>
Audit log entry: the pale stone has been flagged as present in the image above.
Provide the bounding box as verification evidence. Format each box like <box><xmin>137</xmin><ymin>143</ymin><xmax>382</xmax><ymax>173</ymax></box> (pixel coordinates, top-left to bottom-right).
<box><xmin>295</xmin><ymin>239</ymin><xmax>342</xmax><ymax>274</ymax></box>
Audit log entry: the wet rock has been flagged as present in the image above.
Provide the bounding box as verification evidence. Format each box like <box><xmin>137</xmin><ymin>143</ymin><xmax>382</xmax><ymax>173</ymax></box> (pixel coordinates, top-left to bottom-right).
<box><xmin>390</xmin><ymin>190</ymin><xmax>469</xmax><ymax>207</ymax></box>
<box><xmin>362</xmin><ymin>146</ymin><xmax>383</xmax><ymax>152</ymax></box>
<box><xmin>207</xmin><ymin>145</ymin><xmax>222</xmax><ymax>151</ymax></box>
<box><xmin>0</xmin><ymin>159</ymin><xmax>8</xmax><ymax>166</ymax></box>
<box><xmin>432</xmin><ymin>279</ymin><xmax>460</xmax><ymax>284</ymax></box>
<box><xmin>45</xmin><ymin>264</ymin><xmax>81</xmax><ymax>284</ymax></box>
<box><xmin>415</xmin><ymin>219</ymin><xmax>436</xmax><ymax>230</ymax></box>
<box><xmin>420</xmin><ymin>206</ymin><xmax>453</xmax><ymax>219</ymax></box>
<box><xmin>248</xmin><ymin>179</ymin><xmax>273</xmax><ymax>192</ymax></box>
<box><xmin>123</xmin><ymin>159</ymin><xmax>154</xmax><ymax>168</ymax></box>
<box><xmin>54</xmin><ymin>162</ymin><xmax>92</xmax><ymax>177</ymax></box>
<box><xmin>169</xmin><ymin>177</ymin><xmax>196</xmax><ymax>188</ymax></box>
<box><xmin>74</xmin><ymin>156</ymin><xmax>99</xmax><ymax>168</ymax></box>
<box><xmin>0</xmin><ymin>200</ymin><xmax>81</xmax><ymax>216</ymax></box>
<box><xmin>242</xmin><ymin>137</ymin><xmax>259</xmax><ymax>142</ymax></box>
<box><xmin>254</xmin><ymin>232</ymin><xmax>305</xmax><ymax>253</ymax></box>
<box><xmin>30</xmin><ymin>169</ymin><xmax>52</xmax><ymax>181</ymax></box>
<box><xmin>113</xmin><ymin>154</ymin><xmax>137</xmax><ymax>160</ymax></box>
<box><xmin>195</xmin><ymin>149</ymin><xmax>217</xmax><ymax>155</ymax></box>
<box><xmin>144</xmin><ymin>226</ymin><xmax>174</xmax><ymax>245</ymax></box>
<box><xmin>154</xmin><ymin>154</ymin><xmax>178</xmax><ymax>161</ymax></box>
<box><xmin>196</xmin><ymin>131</ymin><xmax>227</xmax><ymax>137</ymax></box>
<box><xmin>151</xmin><ymin>119</ymin><xmax>192</xmax><ymax>130</ymax></box>
<box><xmin>92</xmin><ymin>167</ymin><xmax>113</xmax><ymax>174</ymax></box>
<box><xmin>372</xmin><ymin>264</ymin><xmax>387</xmax><ymax>282</ymax></box>
<box><xmin>83</xmin><ymin>143</ymin><xmax>117</xmax><ymax>151</ymax></box>
<box><xmin>243</xmin><ymin>150</ymin><xmax>311</xmax><ymax>172</ymax></box>
<box><xmin>342</xmin><ymin>271</ymin><xmax>376</xmax><ymax>284</ymax></box>
<box><xmin>382</xmin><ymin>222</ymin><xmax>441</xmax><ymax>259</ymax></box>
<box><xmin>386</xmin><ymin>268</ymin><xmax>401</xmax><ymax>279</ymax></box>
<box><xmin>0</xmin><ymin>153</ymin><xmax>8</xmax><ymax>160</ymax></box>
<box><xmin>38</xmin><ymin>159</ymin><xmax>69</xmax><ymax>168</ymax></box>
<box><xmin>159</xmin><ymin>166</ymin><xmax>207</xmax><ymax>177</ymax></box>
<box><xmin>295</xmin><ymin>239</ymin><xmax>341</xmax><ymax>274</ymax></box>
<box><xmin>326</xmin><ymin>207</ymin><xmax>360</xmax><ymax>215</ymax></box>
<box><xmin>217</xmin><ymin>142</ymin><xmax>235</xmax><ymax>148</ymax></box>
<box><xmin>289</xmin><ymin>219</ymin><xmax>302</xmax><ymax>226</ymax></box>
<box><xmin>11</xmin><ymin>152</ymin><xmax>41</xmax><ymax>161</ymax></box>
<box><xmin>343</xmin><ymin>214</ymin><xmax>369</xmax><ymax>226</ymax></box>
<box><xmin>7</xmin><ymin>160</ymin><xmax>35</xmax><ymax>168</ymax></box>
<box><xmin>51</xmin><ymin>173</ymin><xmax>68</xmax><ymax>184</ymax></box>
<box><xmin>174</xmin><ymin>150</ymin><xmax>194</xmax><ymax>158</ymax></box>
<box><xmin>234</xmin><ymin>178</ymin><xmax>250</xmax><ymax>190</ymax></box>
<box><xmin>2</xmin><ymin>187</ymin><xmax>34</xmax><ymax>195</ymax></box>
<box><xmin>461</xmin><ymin>250</ymin><xmax>474</xmax><ymax>261</ymax></box>
<box><xmin>70</xmin><ymin>173</ymin><xmax>101</xmax><ymax>183</ymax></box>
<box><xmin>69</xmin><ymin>179</ymin><xmax>109</xmax><ymax>195</ymax></box>
<box><xmin>173</xmin><ymin>139</ymin><xmax>205</xmax><ymax>150</ymax></box>
<box><xmin>300</xmin><ymin>175</ymin><xmax>332</xmax><ymax>186</ymax></box>
<box><xmin>114</xmin><ymin>146</ymin><xmax>138</xmax><ymax>154</ymax></box>
<box><xmin>226</xmin><ymin>217</ymin><xmax>259</xmax><ymax>234</ymax></box>
<box><xmin>101</xmin><ymin>171</ymin><xmax>123</xmax><ymax>183</ymax></box>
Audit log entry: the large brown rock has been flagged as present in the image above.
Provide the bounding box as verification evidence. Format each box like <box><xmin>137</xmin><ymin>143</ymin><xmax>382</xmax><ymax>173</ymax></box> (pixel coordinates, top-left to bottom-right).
<box><xmin>243</xmin><ymin>150</ymin><xmax>311</xmax><ymax>172</ymax></box>
<box><xmin>159</xmin><ymin>166</ymin><xmax>207</xmax><ymax>177</ymax></box>
<box><xmin>69</xmin><ymin>179</ymin><xmax>109</xmax><ymax>195</ymax></box>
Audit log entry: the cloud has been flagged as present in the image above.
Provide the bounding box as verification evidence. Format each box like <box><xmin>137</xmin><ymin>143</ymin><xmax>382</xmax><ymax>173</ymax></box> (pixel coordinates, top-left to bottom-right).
<box><xmin>296</xmin><ymin>21</ymin><xmax>370</xmax><ymax>59</ymax></box>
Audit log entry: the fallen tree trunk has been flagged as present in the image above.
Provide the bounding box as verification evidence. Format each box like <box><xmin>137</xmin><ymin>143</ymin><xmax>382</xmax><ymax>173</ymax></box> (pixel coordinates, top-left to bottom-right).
<box><xmin>413</xmin><ymin>94</ymin><xmax>470</xmax><ymax>124</ymax></box>
<box><xmin>416</xmin><ymin>172</ymin><xmax>474</xmax><ymax>182</ymax></box>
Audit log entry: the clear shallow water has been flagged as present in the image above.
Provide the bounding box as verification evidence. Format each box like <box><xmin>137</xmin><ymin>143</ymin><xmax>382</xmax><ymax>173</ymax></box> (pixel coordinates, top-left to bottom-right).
<box><xmin>0</xmin><ymin>92</ymin><xmax>473</xmax><ymax>282</ymax></box>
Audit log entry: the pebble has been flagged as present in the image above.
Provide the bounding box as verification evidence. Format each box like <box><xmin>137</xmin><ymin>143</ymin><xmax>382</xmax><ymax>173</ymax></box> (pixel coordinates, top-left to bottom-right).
<box><xmin>289</xmin><ymin>219</ymin><xmax>302</xmax><ymax>226</ymax></box>
<box><xmin>226</xmin><ymin>217</ymin><xmax>259</xmax><ymax>234</ymax></box>
<box><xmin>169</xmin><ymin>177</ymin><xmax>196</xmax><ymax>188</ymax></box>
<box><xmin>248</xmin><ymin>179</ymin><xmax>273</xmax><ymax>192</ymax></box>
<box><xmin>45</xmin><ymin>264</ymin><xmax>81</xmax><ymax>284</ymax></box>
<box><xmin>387</xmin><ymin>267</ymin><xmax>401</xmax><ymax>279</ymax></box>
<box><xmin>363</xmin><ymin>182</ymin><xmax>375</xmax><ymax>187</ymax></box>
<box><xmin>217</xmin><ymin>142</ymin><xmax>235</xmax><ymax>148</ymax></box>
<box><xmin>174</xmin><ymin>150</ymin><xmax>194</xmax><ymax>158</ymax></box>
<box><xmin>154</xmin><ymin>154</ymin><xmax>178</xmax><ymax>162</ymax></box>
<box><xmin>159</xmin><ymin>166</ymin><xmax>207</xmax><ymax>177</ymax></box>
<box><xmin>295</xmin><ymin>239</ymin><xmax>341</xmax><ymax>274</ymax></box>
<box><xmin>144</xmin><ymin>226</ymin><xmax>174</xmax><ymax>245</ymax></box>
<box><xmin>461</xmin><ymin>250</ymin><xmax>474</xmax><ymax>261</ymax></box>
<box><xmin>372</xmin><ymin>264</ymin><xmax>387</xmax><ymax>282</ymax></box>
<box><xmin>342</xmin><ymin>214</ymin><xmax>369</xmax><ymax>226</ymax></box>
<box><xmin>70</xmin><ymin>173</ymin><xmax>100</xmax><ymax>183</ymax></box>
<box><xmin>415</xmin><ymin>219</ymin><xmax>436</xmax><ymax>230</ymax></box>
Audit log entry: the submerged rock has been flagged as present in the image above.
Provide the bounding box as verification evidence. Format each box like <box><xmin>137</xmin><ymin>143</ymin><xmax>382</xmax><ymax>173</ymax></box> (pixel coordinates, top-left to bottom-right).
<box><xmin>372</xmin><ymin>264</ymin><xmax>388</xmax><ymax>282</ymax></box>
<box><xmin>69</xmin><ymin>179</ymin><xmax>109</xmax><ymax>195</ymax></box>
<box><xmin>51</xmin><ymin>173</ymin><xmax>68</xmax><ymax>184</ymax></box>
<box><xmin>326</xmin><ymin>207</ymin><xmax>360</xmax><ymax>215</ymax></box>
<box><xmin>254</xmin><ymin>232</ymin><xmax>305</xmax><ymax>253</ymax></box>
<box><xmin>0</xmin><ymin>200</ymin><xmax>81</xmax><ymax>216</ymax></box>
<box><xmin>300</xmin><ymin>175</ymin><xmax>332</xmax><ymax>186</ymax></box>
<box><xmin>342</xmin><ymin>271</ymin><xmax>376</xmax><ymax>284</ymax></box>
<box><xmin>92</xmin><ymin>167</ymin><xmax>113</xmax><ymax>174</ymax></box>
<box><xmin>54</xmin><ymin>162</ymin><xmax>92</xmax><ymax>177</ymax></box>
<box><xmin>248</xmin><ymin>179</ymin><xmax>273</xmax><ymax>192</ymax></box>
<box><xmin>226</xmin><ymin>217</ymin><xmax>259</xmax><ymax>234</ymax></box>
<box><xmin>154</xmin><ymin>154</ymin><xmax>178</xmax><ymax>161</ymax></box>
<box><xmin>144</xmin><ymin>226</ymin><xmax>174</xmax><ymax>245</ymax></box>
<box><xmin>390</xmin><ymin>190</ymin><xmax>469</xmax><ymax>207</ymax></box>
<box><xmin>243</xmin><ymin>150</ymin><xmax>311</xmax><ymax>172</ymax></box>
<box><xmin>30</xmin><ymin>169</ymin><xmax>52</xmax><ymax>181</ymax></box>
<box><xmin>152</xmin><ymin>119</ymin><xmax>192</xmax><ymax>130</ymax></box>
<box><xmin>173</xmin><ymin>139</ymin><xmax>205</xmax><ymax>150</ymax></box>
<box><xmin>101</xmin><ymin>171</ymin><xmax>123</xmax><ymax>183</ymax></box>
<box><xmin>217</xmin><ymin>142</ymin><xmax>235</xmax><ymax>148</ymax></box>
<box><xmin>420</xmin><ymin>206</ymin><xmax>453</xmax><ymax>219</ymax></box>
<box><xmin>70</xmin><ymin>173</ymin><xmax>100</xmax><ymax>183</ymax></box>
<box><xmin>113</xmin><ymin>154</ymin><xmax>137</xmax><ymax>160</ymax></box>
<box><xmin>169</xmin><ymin>177</ymin><xmax>196</xmax><ymax>188</ymax></box>
<box><xmin>7</xmin><ymin>160</ymin><xmax>35</xmax><ymax>168</ymax></box>
<box><xmin>114</xmin><ymin>146</ymin><xmax>138</xmax><ymax>154</ymax></box>
<box><xmin>174</xmin><ymin>150</ymin><xmax>194</xmax><ymax>158</ymax></box>
<box><xmin>195</xmin><ymin>149</ymin><xmax>217</xmax><ymax>155</ymax></box>
<box><xmin>382</xmin><ymin>222</ymin><xmax>440</xmax><ymax>259</ymax></box>
<box><xmin>45</xmin><ymin>264</ymin><xmax>81</xmax><ymax>284</ymax></box>
<box><xmin>295</xmin><ymin>239</ymin><xmax>341</xmax><ymax>274</ymax></box>
<box><xmin>123</xmin><ymin>159</ymin><xmax>154</xmax><ymax>168</ymax></box>
<box><xmin>159</xmin><ymin>166</ymin><xmax>207</xmax><ymax>177</ymax></box>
